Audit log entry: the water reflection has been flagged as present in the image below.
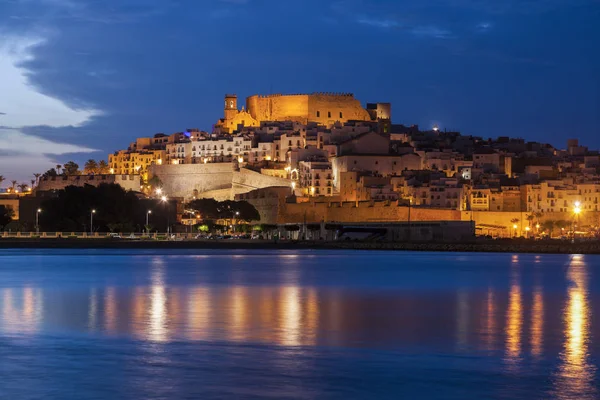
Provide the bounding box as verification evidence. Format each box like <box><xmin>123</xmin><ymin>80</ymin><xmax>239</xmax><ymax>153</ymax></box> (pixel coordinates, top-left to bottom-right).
<box><xmin>554</xmin><ymin>255</ymin><xmax>596</xmax><ymax>399</ymax></box>
<box><xmin>530</xmin><ymin>286</ymin><xmax>544</xmax><ymax>358</ymax></box>
<box><xmin>149</xmin><ymin>258</ymin><xmax>167</xmax><ymax>342</ymax></box>
<box><xmin>1</xmin><ymin>287</ymin><xmax>43</xmax><ymax>334</ymax></box>
<box><xmin>505</xmin><ymin>258</ymin><xmax>522</xmax><ymax>370</ymax></box>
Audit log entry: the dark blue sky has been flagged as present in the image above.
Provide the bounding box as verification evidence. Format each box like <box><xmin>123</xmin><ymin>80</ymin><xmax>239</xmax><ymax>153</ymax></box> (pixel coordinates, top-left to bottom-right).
<box><xmin>1</xmin><ymin>0</ymin><xmax>599</xmax><ymax>180</ymax></box>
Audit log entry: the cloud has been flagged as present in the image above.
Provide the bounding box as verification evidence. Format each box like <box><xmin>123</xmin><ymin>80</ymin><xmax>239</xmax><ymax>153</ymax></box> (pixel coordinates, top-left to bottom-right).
<box><xmin>0</xmin><ymin>36</ymin><xmax>98</xmax><ymax>128</ymax></box>
<box><xmin>357</xmin><ymin>17</ymin><xmax>400</xmax><ymax>29</ymax></box>
<box><xmin>476</xmin><ymin>22</ymin><xmax>493</xmax><ymax>32</ymax></box>
<box><xmin>0</xmin><ymin>35</ymin><xmax>99</xmax><ymax>181</ymax></box>
<box><xmin>411</xmin><ymin>26</ymin><xmax>453</xmax><ymax>39</ymax></box>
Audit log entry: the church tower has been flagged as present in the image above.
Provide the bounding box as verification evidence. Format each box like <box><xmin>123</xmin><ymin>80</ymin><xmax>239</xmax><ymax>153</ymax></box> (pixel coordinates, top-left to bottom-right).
<box><xmin>224</xmin><ymin>94</ymin><xmax>238</xmax><ymax>122</ymax></box>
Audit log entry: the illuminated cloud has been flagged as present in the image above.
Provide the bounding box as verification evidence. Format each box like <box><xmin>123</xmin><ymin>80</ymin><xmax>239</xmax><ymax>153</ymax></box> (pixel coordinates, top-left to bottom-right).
<box><xmin>0</xmin><ymin>35</ymin><xmax>99</xmax><ymax>182</ymax></box>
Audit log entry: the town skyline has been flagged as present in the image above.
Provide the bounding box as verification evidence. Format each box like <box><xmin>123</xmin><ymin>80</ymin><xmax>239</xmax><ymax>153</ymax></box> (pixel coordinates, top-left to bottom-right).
<box><xmin>1</xmin><ymin>0</ymin><xmax>599</xmax><ymax>181</ymax></box>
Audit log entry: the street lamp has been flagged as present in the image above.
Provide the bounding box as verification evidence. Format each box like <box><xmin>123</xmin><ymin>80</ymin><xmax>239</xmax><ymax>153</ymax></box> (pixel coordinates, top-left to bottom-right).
<box><xmin>525</xmin><ymin>226</ymin><xmax>531</xmax><ymax>238</ymax></box>
<box><xmin>90</xmin><ymin>209</ymin><xmax>96</xmax><ymax>235</ymax></box>
<box><xmin>146</xmin><ymin>210</ymin><xmax>152</xmax><ymax>230</ymax></box>
<box><xmin>513</xmin><ymin>224</ymin><xmax>518</xmax><ymax>237</ymax></box>
<box><xmin>161</xmin><ymin>196</ymin><xmax>169</xmax><ymax>235</ymax></box>
<box><xmin>36</xmin><ymin>208</ymin><xmax>42</xmax><ymax>234</ymax></box>
<box><xmin>573</xmin><ymin>201</ymin><xmax>582</xmax><ymax>240</ymax></box>
<box><xmin>155</xmin><ymin>188</ymin><xmax>162</xmax><ymax>196</ymax></box>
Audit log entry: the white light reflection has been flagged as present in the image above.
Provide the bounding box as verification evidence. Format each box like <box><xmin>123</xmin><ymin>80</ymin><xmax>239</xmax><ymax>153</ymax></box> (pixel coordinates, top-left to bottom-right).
<box><xmin>280</xmin><ymin>286</ymin><xmax>301</xmax><ymax>346</ymax></box>
<box><xmin>554</xmin><ymin>255</ymin><xmax>596</xmax><ymax>399</ymax></box>
<box><xmin>88</xmin><ymin>288</ymin><xmax>97</xmax><ymax>332</ymax></box>
<box><xmin>148</xmin><ymin>258</ymin><xmax>167</xmax><ymax>342</ymax></box>
<box><xmin>456</xmin><ymin>290</ymin><xmax>469</xmax><ymax>351</ymax></box>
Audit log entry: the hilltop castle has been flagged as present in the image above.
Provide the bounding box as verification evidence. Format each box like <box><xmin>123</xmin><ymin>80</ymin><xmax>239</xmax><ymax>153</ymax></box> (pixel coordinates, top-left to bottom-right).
<box><xmin>216</xmin><ymin>92</ymin><xmax>391</xmax><ymax>133</ymax></box>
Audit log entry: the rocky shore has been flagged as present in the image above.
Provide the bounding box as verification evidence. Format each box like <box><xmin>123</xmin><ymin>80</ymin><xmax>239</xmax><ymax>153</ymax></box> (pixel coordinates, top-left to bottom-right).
<box><xmin>0</xmin><ymin>238</ymin><xmax>599</xmax><ymax>254</ymax></box>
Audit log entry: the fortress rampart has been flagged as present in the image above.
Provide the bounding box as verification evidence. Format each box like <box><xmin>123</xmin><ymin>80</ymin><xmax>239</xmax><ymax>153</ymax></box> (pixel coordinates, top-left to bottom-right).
<box><xmin>245</xmin><ymin>93</ymin><xmax>372</xmax><ymax>125</ymax></box>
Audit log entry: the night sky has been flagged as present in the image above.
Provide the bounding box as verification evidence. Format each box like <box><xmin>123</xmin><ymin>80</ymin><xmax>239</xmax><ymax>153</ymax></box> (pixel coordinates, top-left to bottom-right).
<box><xmin>1</xmin><ymin>0</ymin><xmax>599</xmax><ymax>181</ymax></box>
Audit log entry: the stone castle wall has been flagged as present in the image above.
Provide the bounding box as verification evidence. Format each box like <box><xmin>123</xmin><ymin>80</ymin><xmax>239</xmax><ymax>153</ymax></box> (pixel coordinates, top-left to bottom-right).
<box><xmin>232</xmin><ymin>168</ymin><xmax>291</xmax><ymax>197</ymax></box>
<box><xmin>37</xmin><ymin>174</ymin><xmax>140</xmax><ymax>192</ymax></box>
<box><xmin>150</xmin><ymin>164</ymin><xmax>290</xmax><ymax>200</ymax></box>
<box><xmin>150</xmin><ymin>163</ymin><xmax>234</xmax><ymax>199</ymax></box>
<box><xmin>278</xmin><ymin>201</ymin><xmax>460</xmax><ymax>225</ymax></box>
<box><xmin>245</xmin><ymin>93</ymin><xmax>371</xmax><ymax>125</ymax></box>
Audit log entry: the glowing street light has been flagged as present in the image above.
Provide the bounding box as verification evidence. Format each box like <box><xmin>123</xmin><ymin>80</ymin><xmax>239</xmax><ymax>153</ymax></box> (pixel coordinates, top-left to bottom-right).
<box><xmin>161</xmin><ymin>195</ymin><xmax>167</xmax><ymax>202</ymax></box>
<box><xmin>36</xmin><ymin>208</ymin><xmax>42</xmax><ymax>234</ymax></box>
<box><xmin>155</xmin><ymin>188</ymin><xmax>162</xmax><ymax>196</ymax></box>
<box><xmin>90</xmin><ymin>209</ymin><xmax>96</xmax><ymax>235</ymax></box>
<box><xmin>573</xmin><ymin>201</ymin><xmax>582</xmax><ymax>240</ymax></box>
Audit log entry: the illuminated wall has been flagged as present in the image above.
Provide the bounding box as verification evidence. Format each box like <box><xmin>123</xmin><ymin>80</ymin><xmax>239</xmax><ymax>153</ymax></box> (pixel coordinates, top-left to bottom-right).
<box><xmin>246</xmin><ymin>93</ymin><xmax>372</xmax><ymax>126</ymax></box>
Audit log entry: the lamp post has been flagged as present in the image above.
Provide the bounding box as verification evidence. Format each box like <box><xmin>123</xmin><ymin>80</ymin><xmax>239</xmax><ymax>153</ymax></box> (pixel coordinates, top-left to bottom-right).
<box><xmin>525</xmin><ymin>226</ymin><xmax>531</xmax><ymax>239</ymax></box>
<box><xmin>234</xmin><ymin>211</ymin><xmax>239</xmax><ymax>234</ymax></box>
<box><xmin>407</xmin><ymin>197</ymin><xmax>412</xmax><ymax>242</ymax></box>
<box><xmin>513</xmin><ymin>224</ymin><xmax>518</xmax><ymax>237</ymax></box>
<box><xmin>36</xmin><ymin>208</ymin><xmax>42</xmax><ymax>234</ymax></box>
<box><xmin>146</xmin><ymin>210</ymin><xmax>152</xmax><ymax>233</ymax></box>
<box><xmin>90</xmin><ymin>209</ymin><xmax>96</xmax><ymax>235</ymax></box>
<box><xmin>573</xmin><ymin>201</ymin><xmax>582</xmax><ymax>241</ymax></box>
<box><xmin>161</xmin><ymin>196</ymin><xmax>169</xmax><ymax>235</ymax></box>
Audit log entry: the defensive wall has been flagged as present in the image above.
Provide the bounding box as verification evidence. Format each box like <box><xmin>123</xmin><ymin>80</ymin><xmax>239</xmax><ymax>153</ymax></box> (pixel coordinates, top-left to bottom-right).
<box><xmin>37</xmin><ymin>174</ymin><xmax>140</xmax><ymax>192</ymax></box>
<box><xmin>150</xmin><ymin>164</ymin><xmax>290</xmax><ymax>200</ymax></box>
<box><xmin>237</xmin><ymin>188</ymin><xmax>600</xmax><ymax>233</ymax></box>
<box><xmin>245</xmin><ymin>93</ymin><xmax>371</xmax><ymax>125</ymax></box>
<box><xmin>150</xmin><ymin>163</ymin><xmax>233</xmax><ymax>199</ymax></box>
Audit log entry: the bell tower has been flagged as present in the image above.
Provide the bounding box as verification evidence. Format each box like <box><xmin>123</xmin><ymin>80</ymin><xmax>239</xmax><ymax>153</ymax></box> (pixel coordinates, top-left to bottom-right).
<box><xmin>224</xmin><ymin>94</ymin><xmax>238</xmax><ymax>122</ymax></box>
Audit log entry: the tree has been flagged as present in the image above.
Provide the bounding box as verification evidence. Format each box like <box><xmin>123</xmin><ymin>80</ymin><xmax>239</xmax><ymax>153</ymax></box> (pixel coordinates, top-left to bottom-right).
<box><xmin>40</xmin><ymin>183</ymin><xmax>140</xmax><ymax>232</ymax></box>
<box><xmin>84</xmin><ymin>159</ymin><xmax>98</xmax><ymax>175</ymax></box>
<box><xmin>31</xmin><ymin>179</ymin><xmax>35</xmax><ymax>189</ymax></box>
<box><xmin>63</xmin><ymin>161</ymin><xmax>80</xmax><ymax>176</ymax></box>
<box><xmin>33</xmin><ymin>173</ymin><xmax>41</xmax><ymax>186</ymax></box>
<box><xmin>17</xmin><ymin>183</ymin><xmax>29</xmax><ymax>193</ymax></box>
<box><xmin>542</xmin><ymin>220</ymin><xmax>555</xmax><ymax>237</ymax></box>
<box><xmin>98</xmin><ymin>160</ymin><xmax>109</xmax><ymax>174</ymax></box>
<box><xmin>555</xmin><ymin>220</ymin><xmax>569</xmax><ymax>236</ymax></box>
<box><xmin>0</xmin><ymin>175</ymin><xmax>4</xmax><ymax>188</ymax></box>
<box><xmin>10</xmin><ymin>180</ymin><xmax>17</xmax><ymax>191</ymax></box>
<box><xmin>186</xmin><ymin>199</ymin><xmax>260</xmax><ymax>222</ymax></box>
<box><xmin>526</xmin><ymin>214</ymin><xmax>535</xmax><ymax>227</ymax></box>
<box><xmin>43</xmin><ymin>168</ymin><xmax>58</xmax><ymax>178</ymax></box>
<box><xmin>0</xmin><ymin>205</ymin><xmax>14</xmax><ymax>228</ymax></box>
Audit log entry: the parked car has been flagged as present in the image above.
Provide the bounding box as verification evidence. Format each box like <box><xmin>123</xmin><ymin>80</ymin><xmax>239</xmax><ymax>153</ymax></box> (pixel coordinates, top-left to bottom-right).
<box><xmin>108</xmin><ymin>233</ymin><xmax>122</xmax><ymax>239</ymax></box>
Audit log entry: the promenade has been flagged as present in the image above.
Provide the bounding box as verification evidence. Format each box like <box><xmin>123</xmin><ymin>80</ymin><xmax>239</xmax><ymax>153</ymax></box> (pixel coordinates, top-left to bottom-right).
<box><xmin>0</xmin><ymin>237</ymin><xmax>598</xmax><ymax>254</ymax></box>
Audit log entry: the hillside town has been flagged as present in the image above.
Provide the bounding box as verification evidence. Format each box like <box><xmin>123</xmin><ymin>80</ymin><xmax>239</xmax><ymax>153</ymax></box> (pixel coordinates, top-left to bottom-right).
<box><xmin>1</xmin><ymin>92</ymin><xmax>599</xmax><ymax>239</ymax></box>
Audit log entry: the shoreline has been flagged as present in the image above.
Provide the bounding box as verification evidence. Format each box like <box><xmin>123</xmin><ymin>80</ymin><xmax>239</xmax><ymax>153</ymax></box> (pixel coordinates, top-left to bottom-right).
<box><xmin>0</xmin><ymin>238</ymin><xmax>598</xmax><ymax>254</ymax></box>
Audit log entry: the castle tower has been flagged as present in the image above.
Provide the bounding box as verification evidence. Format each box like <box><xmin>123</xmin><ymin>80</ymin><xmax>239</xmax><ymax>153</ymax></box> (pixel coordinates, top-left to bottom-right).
<box><xmin>224</xmin><ymin>94</ymin><xmax>238</xmax><ymax>122</ymax></box>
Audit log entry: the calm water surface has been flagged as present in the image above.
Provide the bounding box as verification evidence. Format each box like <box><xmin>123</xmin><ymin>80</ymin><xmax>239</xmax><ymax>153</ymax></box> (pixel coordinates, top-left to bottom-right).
<box><xmin>0</xmin><ymin>250</ymin><xmax>599</xmax><ymax>399</ymax></box>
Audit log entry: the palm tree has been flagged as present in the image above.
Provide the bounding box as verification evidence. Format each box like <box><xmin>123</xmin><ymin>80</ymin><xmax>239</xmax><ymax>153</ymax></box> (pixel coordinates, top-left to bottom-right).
<box><xmin>97</xmin><ymin>160</ymin><xmax>109</xmax><ymax>174</ymax></box>
<box><xmin>30</xmin><ymin>179</ymin><xmax>36</xmax><ymax>189</ymax></box>
<box><xmin>84</xmin><ymin>159</ymin><xmax>98</xmax><ymax>175</ymax></box>
<box><xmin>542</xmin><ymin>220</ymin><xmax>555</xmax><ymax>237</ymax></box>
<box><xmin>17</xmin><ymin>183</ymin><xmax>28</xmax><ymax>193</ymax></box>
<box><xmin>0</xmin><ymin>175</ymin><xmax>5</xmax><ymax>188</ymax></box>
<box><xmin>510</xmin><ymin>218</ymin><xmax>520</xmax><ymax>237</ymax></box>
<box><xmin>555</xmin><ymin>220</ymin><xmax>569</xmax><ymax>237</ymax></box>
<box><xmin>526</xmin><ymin>213</ymin><xmax>535</xmax><ymax>228</ymax></box>
<box><xmin>10</xmin><ymin>180</ymin><xmax>17</xmax><ymax>192</ymax></box>
<box><xmin>33</xmin><ymin>173</ymin><xmax>41</xmax><ymax>186</ymax></box>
